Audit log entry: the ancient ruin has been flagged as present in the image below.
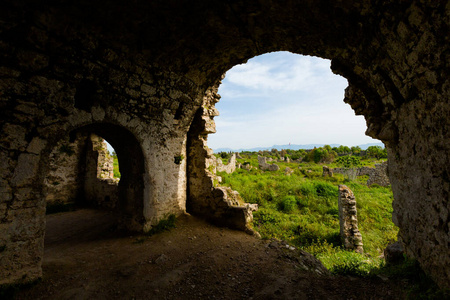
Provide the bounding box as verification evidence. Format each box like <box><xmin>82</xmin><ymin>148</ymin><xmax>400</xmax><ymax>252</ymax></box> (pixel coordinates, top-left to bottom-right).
<box><xmin>338</xmin><ymin>185</ymin><xmax>364</xmax><ymax>254</ymax></box>
<box><xmin>45</xmin><ymin>133</ymin><xmax>119</xmax><ymax>210</ymax></box>
<box><xmin>0</xmin><ymin>0</ymin><xmax>449</xmax><ymax>289</ymax></box>
<box><xmin>333</xmin><ymin>161</ymin><xmax>390</xmax><ymax>186</ymax></box>
<box><xmin>258</xmin><ymin>156</ymin><xmax>280</xmax><ymax>171</ymax></box>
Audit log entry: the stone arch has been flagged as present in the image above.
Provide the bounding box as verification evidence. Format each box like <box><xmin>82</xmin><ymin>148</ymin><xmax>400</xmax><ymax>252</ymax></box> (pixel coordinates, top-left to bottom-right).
<box><xmin>70</xmin><ymin>123</ymin><xmax>146</xmax><ymax>231</ymax></box>
<box><xmin>0</xmin><ymin>0</ymin><xmax>448</xmax><ymax>289</ymax></box>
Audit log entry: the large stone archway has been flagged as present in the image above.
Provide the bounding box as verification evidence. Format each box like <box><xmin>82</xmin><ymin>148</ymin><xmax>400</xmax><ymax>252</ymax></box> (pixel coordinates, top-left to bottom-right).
<box><xmin>0</xmin><ymin>0</ymin><xmax>448</xmax><ymax>288</ymax></box>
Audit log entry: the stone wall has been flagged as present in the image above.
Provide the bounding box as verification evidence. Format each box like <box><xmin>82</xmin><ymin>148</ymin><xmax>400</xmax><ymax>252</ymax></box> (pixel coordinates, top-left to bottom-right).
<box><xmin>82</xmin><ymin>134</ymin><xmax>119</xmax><ymax>210</ymax></box>
<box><xmin>44</xmin><ymin>133</ymin><xmax>118</xmax><ymax>208</ymax></box>
<box><xmin>257</xmin><ymin>156</ymin><xmax>280</xmax><ymax>171</ymax></box>
<box><xmin>0</xmin><ymin>0</ymin><xmax>449</xmax><ymax>288</ymax></box>
<box><xmin>333</xmin><ymin>161</ymin><xmax>390</xmax><ymax>187</ymax></box>
<box><xmin>44</xmin><ymin>133</ymin><xmax>88</xmax><ymax>206</ymax></box>
<box><xmin>187</xmin><ymin>80</ymin><xmax>257</xmax><ymax>233</ymax></box>
<box><xmin>213</xmin><ymin>153</ymin><xmax>236</xmax><ymax>174</ymax></box>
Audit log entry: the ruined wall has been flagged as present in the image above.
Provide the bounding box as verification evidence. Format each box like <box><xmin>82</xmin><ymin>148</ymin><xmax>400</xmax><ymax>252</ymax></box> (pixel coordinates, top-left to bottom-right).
<box><xmin>213</xmin><ymin>153</ymin><xmax>237</xmax><ymax>174</ymax></box>
<box><xmin>0</xmin><ymin>0</ymin><xmax>449</xmax><ymax>289</ymax></box>
<box><xmin>333</xmin><ymin>161</ymin><xmax>390</xmax><ymax>187</ymax></box>
<box><xmin>82</xmin><ymin>134</ymin><xmax>119</xmax><ymax>210</ymax></box>
<box><xmin>44</xmin><ymin>133</ymin><xmax>87</xmax><ymax>206</ymax></box>
<box><xmin>187</xmin><ymin>81</ymin><xmax>257</xmax><ymax>232</ymax></box>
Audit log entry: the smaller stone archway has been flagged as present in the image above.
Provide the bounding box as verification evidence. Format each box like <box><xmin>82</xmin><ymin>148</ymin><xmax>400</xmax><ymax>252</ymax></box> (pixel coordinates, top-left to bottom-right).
<box><xmin>71</xmin><ymin>123</ymin><xmax>146</xmax><ymax>231</ymax></box>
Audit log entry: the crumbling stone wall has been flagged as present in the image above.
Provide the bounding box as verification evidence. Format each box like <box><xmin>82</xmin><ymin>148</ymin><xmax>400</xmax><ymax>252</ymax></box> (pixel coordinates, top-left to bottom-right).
<box><xmin>0</xmin><ymin>0</ymin><xmax>449</xmax><ymax>289</ymax></box>
<box><xmin>45</xmin><ymin>132</ymin><xmax>118</xmax><ymax>208</ymax></box>
<box><xmin>213</xmin><ymin>153</ymin><xmax>236</xmax><ymax>174</ymax></box>
<box><xmin>333</xmin><ymin>161</ymin><xmax>390</xmax><ymax>186</ymax></box>
<box><xmin>187</xmin><ymin>80</ymin><xmax>257</xmax><ymax>232</ymax></box>
<box><xmin>44</xmin><ymin>133</ymin><xmax>88</xmax><ymax>206</ymax></box>
<box><xmin>82</xmin><ymin>134</ymin><xmax>119</xmax><ymax>210</ymax></box>
<box><xmin>258</xmin><ymin>156</ymin><xmax>280</xmax><ymax>171</ymax></box>
<box><xmin>338</xmin><ymin>185</ymin><xmax>364</xmax><ymax>253</ymax></box>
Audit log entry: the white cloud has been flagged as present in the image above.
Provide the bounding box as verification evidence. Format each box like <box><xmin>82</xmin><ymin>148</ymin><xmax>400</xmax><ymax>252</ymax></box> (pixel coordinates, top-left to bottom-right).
<box><xmin>207</xmin><ymin>52</ymin><xmax>378</xmax><ymax>150</ymax></box>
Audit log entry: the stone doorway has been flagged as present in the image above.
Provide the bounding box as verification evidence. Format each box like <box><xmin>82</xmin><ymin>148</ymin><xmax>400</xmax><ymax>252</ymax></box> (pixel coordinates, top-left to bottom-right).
<box><xmin>45</xmin><ymin>123</ymin><xmax>146</xmax><ymax>232</ymax></box>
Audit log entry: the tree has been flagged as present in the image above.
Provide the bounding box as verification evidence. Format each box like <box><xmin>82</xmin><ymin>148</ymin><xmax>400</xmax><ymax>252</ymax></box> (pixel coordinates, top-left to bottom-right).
<box><xmin>336</xmin><ymin>155</ymin><xmax>362</xmax><ymax>180</ymax></box>
<box><xmin>366</xmin><ymin>146</ymin><xmax>387</xmax><ymax>159</ymax></box>
<box><xmin>351</xmin><ymin>146</ymin><xmax>362</xmax><ymax>156</ymax></box>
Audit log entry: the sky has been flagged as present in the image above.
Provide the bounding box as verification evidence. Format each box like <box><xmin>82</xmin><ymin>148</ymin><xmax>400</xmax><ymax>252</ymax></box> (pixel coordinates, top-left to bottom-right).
<box><xmin>207</xmin><ymin>51</ymin><xmax>380</xmax><ymax>150</ymax></box>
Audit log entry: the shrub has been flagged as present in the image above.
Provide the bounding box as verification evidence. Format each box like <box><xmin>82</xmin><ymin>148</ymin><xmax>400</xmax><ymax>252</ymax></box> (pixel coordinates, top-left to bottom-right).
<box><xmin>277</xmin><ymin>195</ymin><xmax>297</xmax><ymax>213</ymax></box>
<box><xmin>146</xmin><ymin>214</ymin><xmax>176</xmax><ymax>236</ymax></box>
<box><xmin>314</xmin><ymin>182</ymin><xmax>337</xmax><ymax>198</ymax></box>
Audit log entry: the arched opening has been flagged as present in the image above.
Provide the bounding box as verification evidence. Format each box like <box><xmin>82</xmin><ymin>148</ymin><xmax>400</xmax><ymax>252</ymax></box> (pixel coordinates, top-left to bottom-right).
<box><xmin>44</xmin><ymin>123</ymin><xmax>146</xmax><ymax>231</ymax></box>
<box><xmin>189</xmin><ymin>51</ymin><xmax>395</xmax><ymax>274</ymax></box>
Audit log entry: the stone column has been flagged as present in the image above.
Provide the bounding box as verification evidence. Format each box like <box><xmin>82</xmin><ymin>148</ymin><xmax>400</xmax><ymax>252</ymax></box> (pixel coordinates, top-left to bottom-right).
<box><xmin>338</xmin><ymin>185</ymin><xmax>363</xmax><ymax>253</ymax></box>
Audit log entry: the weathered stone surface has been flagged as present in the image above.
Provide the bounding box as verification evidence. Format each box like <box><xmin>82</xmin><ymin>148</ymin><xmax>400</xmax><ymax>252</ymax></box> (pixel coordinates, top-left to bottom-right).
<box><xmin>213</xmin><ymin>153</ymin><xmax>236</xmax><ymax>174</ymax></box>
<box><xmin>258</xmin><ymin>156</ymin><xmax>280</xmax><ymax>171</ymax></box>
<box><xmin>284</xmin><ymin>167</ymin><xmax>294</xmax><ymax>176</ymax></box>
<box><xmin>384</xmin><ymin>241</ymin><xmax>404</xmax><ymax>265</ymax></box>
<box><xmin>333</xmin><ymin>161</ymin><xmax>390</xmax><ymax>187</ymax></box>
<box><xmin>322</xmin><ymin>166</ymin><xmax>333</xmax><ymax>177</ymax></box>
<box><xmin>338</xmin><ymin>185</ymin><xmax>363</xmax><ymax>254</ymax></box>
<box><xmin>0</xmin><ymin>0</ymin><xmax>448</xmax><ymax>288</ymax></box>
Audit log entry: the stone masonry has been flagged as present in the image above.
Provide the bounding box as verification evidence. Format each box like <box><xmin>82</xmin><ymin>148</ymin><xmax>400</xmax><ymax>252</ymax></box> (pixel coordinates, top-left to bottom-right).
<box><xmin>333</xmin><ymin>161</ymin><xmax>390</xmax><ymax>187</ymax></box>
<box><xmin>45</xmin><ymin>133</ymin><xmax>118</xmax><ymax>210</ymax></box>
<box><xmin>258</xmin><ymin>156</ymin><xmax>280</xmax><ymax>171</ymax></box>
<box><xmin>213</xmin><ymin>153</ymin><xmax>237</xmax><ymax>174</ymax></box>
<box><xmin>0</xmin><ymin>0</ymin><xmax>449</xmax><ymax>289</ymax></box>
<box><xmin>338</xmin><ymin>185</ymin><xmax>364</xmax><ymax>254</ymax></box>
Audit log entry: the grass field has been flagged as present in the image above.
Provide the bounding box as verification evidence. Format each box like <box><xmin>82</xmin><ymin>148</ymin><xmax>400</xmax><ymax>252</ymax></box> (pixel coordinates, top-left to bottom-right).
<box><xmin>217</xmin><ymin>152</ymin><xmax>397</xmax><ymax>276</ymax></box>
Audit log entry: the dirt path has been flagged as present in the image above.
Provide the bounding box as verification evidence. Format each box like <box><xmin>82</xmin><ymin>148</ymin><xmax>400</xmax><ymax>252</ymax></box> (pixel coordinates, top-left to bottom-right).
<box><xmin>15</xmin><ymin>209</ymin><xmax>406</xmax><ymax>299</ymax></box>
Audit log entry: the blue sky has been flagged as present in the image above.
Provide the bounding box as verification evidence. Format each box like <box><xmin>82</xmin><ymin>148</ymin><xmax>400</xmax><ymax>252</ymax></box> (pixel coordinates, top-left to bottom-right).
<box><xmin>207</xmin><ymin>51</ymin><xmax>379</xmax><ymax>150</ymax></box>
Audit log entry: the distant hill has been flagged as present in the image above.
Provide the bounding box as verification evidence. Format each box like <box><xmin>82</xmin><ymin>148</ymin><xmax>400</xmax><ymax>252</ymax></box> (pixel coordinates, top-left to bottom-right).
<box><xmin>213</xmin><ymin>142</ymin><xmax>384</xmax><ymax>153</ymax></box>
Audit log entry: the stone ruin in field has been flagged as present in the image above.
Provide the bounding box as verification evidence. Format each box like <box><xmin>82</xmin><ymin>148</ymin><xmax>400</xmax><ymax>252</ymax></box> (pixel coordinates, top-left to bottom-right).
<box><xmin>338</xmin><ymin>185</ymin><xmax>364</xmax><ymax>254</ymax></box>
<box><xmin>0</xmin><ymin>0</ymin><xmax>449</xmax><ymax>289</ymax></box>
<box><xmin>258</xmin><ymin>156</ymin><xmax>280</xmax><ymax>171</ymax></box>
<box><xmin>331</xmin><ymin>161</ymin><xmax>390</xmax><ymax>187</ymax></box>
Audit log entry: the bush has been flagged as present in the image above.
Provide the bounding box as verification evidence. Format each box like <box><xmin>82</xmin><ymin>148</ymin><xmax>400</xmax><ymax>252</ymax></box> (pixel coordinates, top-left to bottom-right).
<box><xmin>314</xmin><ymin>182</ymin><xmax>338</xmax><ymax>198</ymax></box>
<box><xmin>146</xmin><ymin>214</ymin><xmax>176</xmax><ymax>236</ymax></box>
<box><xmin>277</xmin><ymin>195</ymin><xmax>297</xmax><ymax>213</ymax></box>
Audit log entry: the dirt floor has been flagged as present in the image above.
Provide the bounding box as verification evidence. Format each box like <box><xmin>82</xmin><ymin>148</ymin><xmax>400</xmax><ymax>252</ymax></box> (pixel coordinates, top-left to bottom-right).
<box><xmin>15</xmin><ymin>209</ymin><xmax>407</xmax><ymax>299</ymax></box>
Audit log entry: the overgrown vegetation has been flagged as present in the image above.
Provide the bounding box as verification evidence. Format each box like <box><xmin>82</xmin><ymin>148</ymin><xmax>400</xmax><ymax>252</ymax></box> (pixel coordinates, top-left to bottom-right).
<box><xmin>218</xmin><ymin>146</ymin><xmax>395</xmax><ymax>276</ymax></box>
<box><xmin>145</xmin><ymin>214</ymin><xmax>177</xmax><ymax>236</ymax></box>
<box><xmin>112</xmin><ymin>151</ymin><xmax>120</xmax><ymax>178</ymax></box>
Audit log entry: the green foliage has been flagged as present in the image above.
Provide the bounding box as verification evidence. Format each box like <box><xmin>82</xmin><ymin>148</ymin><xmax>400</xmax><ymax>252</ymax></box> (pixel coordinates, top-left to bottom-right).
<box><xmin>335</xmin><ymin>155</ymin><xmax>362</xmax><ymax>169</ymax></box>
<box><xmin>304</xmin><ymin>147</ymin><xmax>336</xmax><ymax>163</ymax></box>
<box><xmin>219</xmin><ymin>152</ymin><xmax>230</xmax><ymax>160</ymax></box>
<box><xmin>174</xmin><ymin>154</ymin><xmax>184</xmax><ymax>165</ymax></box>
<box><xmin>146</xmin><ymin>214</ymin><xmax>176</xmax><ymax>236</ymax></box>
<box><xmin>351</xmin><ymin>146</ymin><xmax>362</xmax><ymax>155</ymax></box>
<box><xmin>113</xmin><ymin>155</ymin><xmax>121</xmax><ymax>178</ymax></box>
<box><xmin>366</xmin><ymin>146</ymin><xmax>387</xmax><ymax>159</ymax></box>
<box><xmin>277</xmin><ymin>195</ymin><xmax>297</xmax><ymax>213</ymax></box>
<box><xmin>220</xmin><ymin>150</ymin><xmax>396</xmax><ymax>277</ymax></box>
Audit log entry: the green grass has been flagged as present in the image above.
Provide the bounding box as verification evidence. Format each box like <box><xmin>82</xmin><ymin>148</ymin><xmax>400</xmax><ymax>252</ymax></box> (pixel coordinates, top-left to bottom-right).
<box><xmin>113</xmin><ymin>155</ymin><xmax>121</xmax><ymax>178</ymax></box>
<box><xmin>145</xmin><ymin>214</ymin><xmax>176</xmax><ymax>236</ymax></box>
<box><xmin>219</xmin><ymin>157</ymin><xmax>398</xmax><ymax>276</ymax></box>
